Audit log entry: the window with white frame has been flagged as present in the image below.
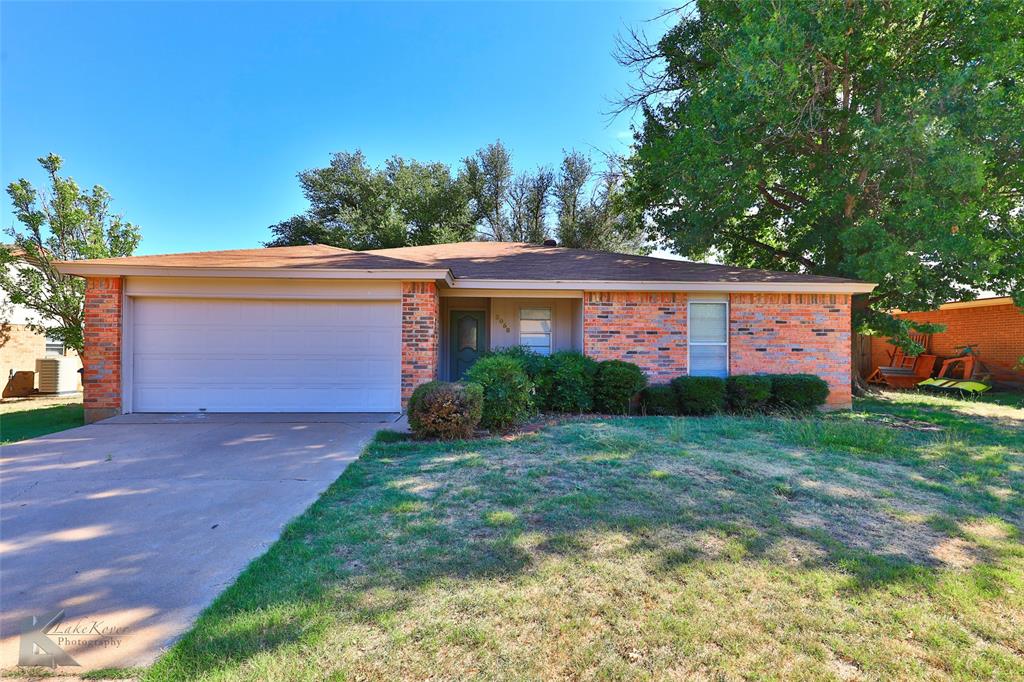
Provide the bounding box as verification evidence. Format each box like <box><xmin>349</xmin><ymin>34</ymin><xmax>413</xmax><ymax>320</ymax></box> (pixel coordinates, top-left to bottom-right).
<box><xmin>45</xmin><ymin>339</ymin><xmax>65</xmax><ymax>356</ymax></box>
<box><xmin>519</xmin><ymin>307</ymin><xmax>552</xmax><ymax>356</ymax></box>
<box><xmin>689</xmin><ymin>301</ymin><xmax>728</xmax><ymax>377</ymax></box>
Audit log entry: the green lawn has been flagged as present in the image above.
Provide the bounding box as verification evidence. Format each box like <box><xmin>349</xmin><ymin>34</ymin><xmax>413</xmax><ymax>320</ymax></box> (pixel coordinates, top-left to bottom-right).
<box><xmin>0</xmin><ymin>400</ymin><xmax>84</xmax><ymax>444</ymax></box>
<box><xmin>138</xmin><ymin>391</ymin><xmax>1023</xmax><ymax>680</ymax></box>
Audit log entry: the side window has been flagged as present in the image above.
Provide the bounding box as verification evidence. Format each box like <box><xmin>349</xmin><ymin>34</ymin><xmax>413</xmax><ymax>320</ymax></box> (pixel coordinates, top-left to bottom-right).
<box><xmin>45</xmin><ymin>339</ymin><xmax>66</xmax><ymax>356</ymax></box>
<box><xmin>689</xmin><ymin>302</ymin><xmax>728</xmax><ymax>377</ymax></box>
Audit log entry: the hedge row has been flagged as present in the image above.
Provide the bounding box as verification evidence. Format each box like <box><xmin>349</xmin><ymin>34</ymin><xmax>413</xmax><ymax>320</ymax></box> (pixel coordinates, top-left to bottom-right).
<box><xmin>408</xmin><ymin>347</ymin><xmax>831</xmax><ymax>440</ymax></box>
<box><xmin>409</xmin><ymin>348</ymin><xmax>647</xmax><ymax>439</ymax></box>
<box><xmin>641</xmin><ymin>374</ymin><xmax>829</xmax><ymax>416</ymax></box>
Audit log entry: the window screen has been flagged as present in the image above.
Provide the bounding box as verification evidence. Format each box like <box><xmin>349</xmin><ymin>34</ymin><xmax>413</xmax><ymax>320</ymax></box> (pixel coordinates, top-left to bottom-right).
<box><xmin>689</xmin><ymin>302</ymin><xmax>728</xmax><ymax>377</ymax></box>
<box><xmin>520</xmin><ymin>307</ymin><xmax>552</xmax><ymax>355</ymax></box>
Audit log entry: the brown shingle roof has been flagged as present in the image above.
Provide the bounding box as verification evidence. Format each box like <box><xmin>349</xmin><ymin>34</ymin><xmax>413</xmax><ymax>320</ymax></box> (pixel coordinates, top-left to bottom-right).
<box><xmin>55</xmin><ymin>241</ymin><xmax>871</xmax><ymax>287</ymax></box>
<box><xmin>55</xmin><ymin>244</ymin><xmax>429</xmax><ymax>270</ymax></box>
<box><xmin>366</xmin><ymin>241</ymin><xmax>863</xmax><ymax>284</ymax></box>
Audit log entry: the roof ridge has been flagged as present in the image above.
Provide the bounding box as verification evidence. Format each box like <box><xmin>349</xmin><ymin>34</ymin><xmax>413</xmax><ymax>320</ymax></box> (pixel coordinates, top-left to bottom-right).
<box><xmin>77</xmin><ymin>243</ymin><xmax>357</xmax><ymax>262</ymax></box>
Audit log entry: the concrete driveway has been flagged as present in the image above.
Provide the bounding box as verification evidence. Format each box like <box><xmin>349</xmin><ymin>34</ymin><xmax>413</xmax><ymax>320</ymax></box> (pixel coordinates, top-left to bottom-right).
<box><xmin>0</xmin><ymin>413</ymin><xmax>397</xmax><ymax>671</ymax></box>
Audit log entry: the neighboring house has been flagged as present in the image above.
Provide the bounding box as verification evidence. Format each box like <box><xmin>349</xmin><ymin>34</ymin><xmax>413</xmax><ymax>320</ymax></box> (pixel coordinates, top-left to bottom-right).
<box><xmin>866</xmin><ymin>296</ymin><xmax>1024</xmax><ymax>385</ymax></box>
<box><xmin>54</xmin><ymin>242</ymin><xmax>876</xmax><ymax>423</ymax></box>
<box><xmin>0</xmin><ymin>268</ymin><xmax>82</xmax><ymax>395</ymax></box>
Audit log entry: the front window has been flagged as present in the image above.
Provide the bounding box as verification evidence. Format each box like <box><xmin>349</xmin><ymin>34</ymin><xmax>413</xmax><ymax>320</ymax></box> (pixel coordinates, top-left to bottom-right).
<box><xmin>689</xmin><ymin>302</ymin><xmax>728</xmax><ymax>377</ymax></box>
<box><xmin>520</xmin><ymin>307</ymin><xmax>552</xmax><ymax>356</ymax></box>
<box><xmin>45</xmin><ymin>339</ymin><xmax>65</xmax><ymax>356</ymax></box>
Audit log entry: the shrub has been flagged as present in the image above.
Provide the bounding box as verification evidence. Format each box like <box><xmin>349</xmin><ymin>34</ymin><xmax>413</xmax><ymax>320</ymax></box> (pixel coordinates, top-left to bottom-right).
<box><xmin>464</xmin><ymin>355</ymin><xmax>535</xmax><ymax>430</ymax></box>
<box><xmin>640</xmin><ymin>384</ymin><xmax>678</xmax><ymax>415</ymax></box>
<box><xmin>593</xmin><ymin>360</ymin><xmax>647</xmax><ymax>414</ymax></box>
<box><xmin>769</xmin><ymin>373</ymin><xmax>830</xmax><ymax>410</ymax></box>
<box><xmin>726</xmin><ymin>375</ymin><xmax>773</xmax><ymax>413</ymax></box>
<box><xmin>484</xmin><ymin>346</ymin><xmax>546</xmax><ymax>379</ymax></box>
<box><xmin>407</xmin><ymin>381</ymin><xmax>484</xmax><ymax>440</ymax></box>
<box><xmin>536</xmin><ymin>351</ymin><xmax>598</xmax><ymax>412</ymax></box>
<box><xmin>671</xmin><ymin>376</ymin><xmax>726</xmax><ymax>415</ymax></box>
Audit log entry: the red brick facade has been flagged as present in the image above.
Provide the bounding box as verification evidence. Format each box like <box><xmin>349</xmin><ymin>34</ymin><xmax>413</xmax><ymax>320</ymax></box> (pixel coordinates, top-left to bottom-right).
<box><xmin>869</xmin><ymin>301</ymin><xmax>1023</xmax><ymax>375</ymax></box>
<box><xmin>583</xmin><ymin>292</ymin><xmax>688</xmax><ymax>382</ymax></box>
<box><xmin>401</xmin><ymin>281</ymin><xmax>440</xmax><ymax>404</ymax></box>
<box><xmin>730</xmin><ymin>293</ymin><xmax>852</xmax><ymax>407</ymax></box>
<box><xmin>83</xmin><ymin>276</ymin><xmax>124</xmax><ymax>423</ymax></box>
<box><xmin>73</xmin><ymin>277</ymin><xmax>856</xmax><ymax>416</ymax></box>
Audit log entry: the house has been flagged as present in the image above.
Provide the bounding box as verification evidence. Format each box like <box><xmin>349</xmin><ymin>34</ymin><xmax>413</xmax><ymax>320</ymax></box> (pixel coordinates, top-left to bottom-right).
<box><xmin>1</xmin><ymin>264</ymin><xmax>82</xmax><ymax>396</ymax></box>
<box><xmin>54</xmin><ymin>242</ymin><xmax>876</xmax><ymax>423</ymax></box>
<box><xmin>865</xmin><ymin>296</ymin><xmax>1023</xmax><ymax>388</ymax></box>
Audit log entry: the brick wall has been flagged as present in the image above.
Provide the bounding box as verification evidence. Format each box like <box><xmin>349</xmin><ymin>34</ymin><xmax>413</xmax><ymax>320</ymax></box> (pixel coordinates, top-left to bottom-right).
<box><xmin>0</xmin><ymin>326</ymin><xmax>82</xmax><ymax>396</ymax></box>
<box><xmin>1</xmin><ymin>325</ymin><xmax>45</xmax><ymax>391</ymax></box>
<box><xmin>83</xmin><ymin>276</ymin><xmax>123</xmax><ymax>423</ymax></box>
<box><xmin>730</xmin><ymin>293</ymin><xmax>852</xmax><ymax>408</ymax></box>
<box><xmin>583</xmin><ymin>292</ymin><xmax>688</xmax><ymax>382</ymax></box>
<box><xmin>870</xmin><ymin>301</ymin><xmax>1024</xmax><ymax>373</ymax></box>
<box><xmin>401</xmin><ymin>281</ymin><xmax>439</xmax><ymax>404</ymax></box>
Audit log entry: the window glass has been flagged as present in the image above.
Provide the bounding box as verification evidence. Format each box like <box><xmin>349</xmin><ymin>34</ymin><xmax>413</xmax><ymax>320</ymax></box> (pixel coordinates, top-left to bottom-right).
<box><xmin>45</xmin><ymin>339</ymin><xmax>65</xmax><ymax>356</ymax></box>
<box><xmin>689</xmin><ymin>302</ymin><xmax>727</xmax><ymax>376</ymax></box>
<box><xmin>520</xmin><ymin>308</ymin><xmax>551</xmax><ymax>321</ymax></box>
<box><xmin>520</xmin><ymin>308</ymin><xmax>552</xmax><ymax>355</ymax></box>
<box><xmin>458</xmin><ymin>315</ymin><xmax>478</xmax><ymax>352</ymax></box>
<box><xmin>690</xmin><ymin>303</ymin><xmax>727</xmax><ymax>343</ymax></box>
<box><xmin>690</xmin><ymin>345</ymin><xmax>728</xmax><ymax>377</ymax></box>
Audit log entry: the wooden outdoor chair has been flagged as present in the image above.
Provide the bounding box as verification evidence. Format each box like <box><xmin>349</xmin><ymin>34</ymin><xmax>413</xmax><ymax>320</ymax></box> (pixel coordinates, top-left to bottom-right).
<box><xmin>866</xmin><ymin>331</ymin><xmax>931</xmax><ymax>385</ymax></box>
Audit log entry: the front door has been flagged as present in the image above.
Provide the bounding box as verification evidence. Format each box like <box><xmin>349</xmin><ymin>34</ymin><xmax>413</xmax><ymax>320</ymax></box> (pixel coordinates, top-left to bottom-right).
<box><xmin>450</xmin><ymin>310</ymin><xmax>486</xmax><ymax>380</ymax></box>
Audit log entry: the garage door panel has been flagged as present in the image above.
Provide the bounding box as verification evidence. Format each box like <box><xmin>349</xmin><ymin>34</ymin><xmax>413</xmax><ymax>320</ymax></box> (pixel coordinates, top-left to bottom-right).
<box><xmin>134</xmin><ymin>385</ymin><xmax>398</xmax><ymax>412</ymax></box>
<box><xmin>135</xmin><ymin>356</ymin><xmax>398</xmax><ymax>385</ymax></box>
<box><xmin>131</xmin><ymin>297</ymin><xmax>401</xmax><ymax>412</ymax></box>
<box><xmin>134</xmin><ymin>327</ymin><xmax>399</xmax><ymax>355</ymax></box>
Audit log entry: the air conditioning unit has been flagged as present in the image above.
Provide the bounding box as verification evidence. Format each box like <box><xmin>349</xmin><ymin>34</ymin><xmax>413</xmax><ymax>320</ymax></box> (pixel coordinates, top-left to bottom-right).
<box><xmin>35</xmin><ymin>357</ymin><xmax>79</xmax><ymax>394</ymax></box>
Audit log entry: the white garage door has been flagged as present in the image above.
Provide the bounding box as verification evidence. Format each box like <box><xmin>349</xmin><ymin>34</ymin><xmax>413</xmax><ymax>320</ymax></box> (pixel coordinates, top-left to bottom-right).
<box><xmin>131</xmin><ymin>298</ymin><xmax>401</xmax><ymax>412</ymax></box>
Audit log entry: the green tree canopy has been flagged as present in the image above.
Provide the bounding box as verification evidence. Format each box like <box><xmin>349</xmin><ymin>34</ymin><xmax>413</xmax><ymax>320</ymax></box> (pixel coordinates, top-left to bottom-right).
<box><xmin>555</xmin><ymin>152</ymin><xmax>647</xmax><ymax>253</ymax></box>
<box><xmin>622</xmin><ymin>0</ymin><xmax>1023</xmax><ymax>345</ymax></box>
<box><xmin>1</xmin><ymin>154</ymin><xmax>142</xmax><ymax>353</ymax></box>
<box><xmin>268</xmin><ymin>143</ymin><xmax>648</xmax><ymax>253</ymax></box>
<box><xmin>267</xmin><ymin>151</ymin><xmax>475</xmax><ymax>250</ymax></box>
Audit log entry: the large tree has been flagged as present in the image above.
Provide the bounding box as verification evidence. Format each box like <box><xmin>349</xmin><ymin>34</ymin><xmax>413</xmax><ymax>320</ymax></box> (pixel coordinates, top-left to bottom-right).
<box><xmin>462</xmin><ymin>141</ymin><xmax>515</xmax><ymax>241</ymax></box>
<box><xmin>508</xmin><ymin>168</ymin><xmax>555</xmax><ymax>243</ymax></box>
<box><xmin>267</xmin><ymin>151</ymin><xmax>475</xmax><ymax>249</ymax></box>
<box><xmin>0</xmin><ymin>154</ymin><xmax>141</xmax><ymax>353</ymax></box>
<box><xmin>556</xmin><ymin>151</ymin><xmax>647</xmax><ymax>253</ymax></box>
<box><xmin>271</xmin><ymin>142</ymin><xmax>649</xmax><ymax>253</ymax></box>
<box><xmin>621</xmin><ymin>0</ymin><xmax>1023</xmax><ymax>348</ymax></box>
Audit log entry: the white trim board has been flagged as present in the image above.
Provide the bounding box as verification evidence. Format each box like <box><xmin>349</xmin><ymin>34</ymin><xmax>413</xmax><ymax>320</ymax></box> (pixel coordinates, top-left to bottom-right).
<box><xmin>448</xmin><ymin>279</ymin><xmax>875</xmax><ymax>294</ymax></box>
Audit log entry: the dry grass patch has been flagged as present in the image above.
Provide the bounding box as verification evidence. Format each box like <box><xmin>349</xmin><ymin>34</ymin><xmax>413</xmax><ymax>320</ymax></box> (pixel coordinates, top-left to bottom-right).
<box><xmin>146</xmin><ymin>393</ymin><xmax>1024</xmax><ymax>681</ymax></box>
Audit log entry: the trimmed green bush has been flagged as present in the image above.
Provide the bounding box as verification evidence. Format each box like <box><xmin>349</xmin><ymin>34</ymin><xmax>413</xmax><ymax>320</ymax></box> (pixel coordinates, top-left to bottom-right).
<box><xmin>535</xmin><ymin>351</ymin><xmax>598</xmax><ymax>413</ymax></box>
<box><xmin>640</xmin><ymin>384</ymin><xmax>678</xmax><ymax>415</ymax></box>
<box><xmin>726</xmin><ymin>375</ymin><xmax>772</xmax><ymax>413</ymax></box>
<box><xmin>769</xmin><ymin>373</ymin><xmax>830</xmax><ymax>410</ymax></box>
<box><xmin>407</xmin><ymin>381</ymin><xmax>484</xmax><ymax>440</ymax></box>
<box><xmin>464</xmin><ymin>355</ymin><xmax>535</xmax><ymax>430</ymax></box>
<box><xmin>484</xmin><ymin>345</ymin><xmax>547</xmax><ymax>379</ymax></box>
<box><xmin>671</xmin><ymin>376</ymin><xmax>726</xmax><ymax>415</ymax></box>
<box><xmin>593</xmin><ymin>360</ymin><xmax>647</xmax><ymax>414</ymax></box>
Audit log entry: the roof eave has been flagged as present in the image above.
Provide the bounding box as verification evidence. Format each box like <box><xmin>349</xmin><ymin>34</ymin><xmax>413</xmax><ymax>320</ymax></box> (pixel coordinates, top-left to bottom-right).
<box><xmin>448</xmin><ymin>278</ymin><xmax>876</xmax><ymax>294</ymax></box>
<box><xmin>54</xmin><ymin>262</ymin><xmax>453</xmax><ymax>282</ymax></box>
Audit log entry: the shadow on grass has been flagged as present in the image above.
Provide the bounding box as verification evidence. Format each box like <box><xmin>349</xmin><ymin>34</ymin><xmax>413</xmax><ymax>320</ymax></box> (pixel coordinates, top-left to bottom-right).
<box><xmin>146</xmin><ymin>414</ymin><xmax>1024</xmax><ymax>680</ymax></box>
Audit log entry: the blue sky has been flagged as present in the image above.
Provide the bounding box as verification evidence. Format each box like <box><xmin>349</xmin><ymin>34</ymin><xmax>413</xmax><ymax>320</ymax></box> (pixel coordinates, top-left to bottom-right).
<box><xmin>2</xmin><ymin>1</ymin><xmax>671</xmax><ymax>255</ymax></box>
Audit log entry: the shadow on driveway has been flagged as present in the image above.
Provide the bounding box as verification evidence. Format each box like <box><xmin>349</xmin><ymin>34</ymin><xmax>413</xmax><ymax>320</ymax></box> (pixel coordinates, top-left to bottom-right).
<box><xmin>0</xmin><ymin>412</ymin><xmax>396</xmax><ymax>670</ymax></box>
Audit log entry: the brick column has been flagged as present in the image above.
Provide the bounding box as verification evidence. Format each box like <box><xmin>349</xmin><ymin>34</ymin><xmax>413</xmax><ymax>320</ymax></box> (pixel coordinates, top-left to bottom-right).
<box><xmin>729</xmin><ymin>293</ymin><xmax>852</xmax><ymax>408</ymax></box>
<box><xmin>583</xmin><ymin>291</ymin><xmax>688</xmax><ymax>383</ymax></box>
<box><xmin>401</xmin><ymin>281</ymin><xmax>439</xmax><ymax>406</ymax></box>
<box><xmin>83</xmin><ymin>277</ymin><xmax>124</xmax><ymax>423</ymax></box>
